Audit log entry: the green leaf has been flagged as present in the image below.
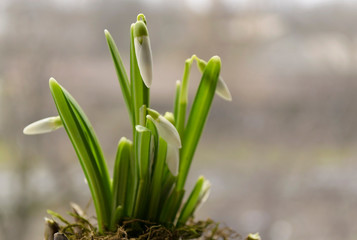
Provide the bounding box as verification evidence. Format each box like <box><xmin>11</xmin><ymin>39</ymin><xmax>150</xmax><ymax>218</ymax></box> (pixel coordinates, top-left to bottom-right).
<box><xmin>173</xmin><ymin>80</ymin><xmax>181</xmax><ymax>121</ymax></box>
<box><xmin>147</xmin><ymin>137</ymin><xmax>167</xmax><ymax>220</ymax></box>
<box><xmin>113</xmin><ymin>205</ymin><xmax>123</xmax><ymax>227</ymax></box>
<box><xmin>104</xmin><ymin>30</ymin><xmax>133</xmax><ymax>125</ymax></box>
<box><xmin>177</xmin><ymin>56</ymin><xmax>221</xmax><ymax>190</ymax></box>
<box><xmin>49</xmin><ymin>78</ymin><xmax>112</xmax><ymax>232</ymax></box>
<box><xmin>133</xmin><ymin>179</ymin><xmax>149</xmax><ymax>218</ymax></box>
<box><xmin>177</xmin><ymin>176</ymin><xmax>210</xmax><ymax>226</ymax></box>
<box><xmin>159</xmin><ymin>167</ymin><xmax>176</xmax><ymax>207</ymax></box>
<box><xmin>112</xmin><ymin>137</ymin><xmax>132</xmax><ymax>224</ymax></box>
<box><xmin>175</xmin><ymin>58</ymin><xmax>194</xmax><ymax>139</ymax></box>
<box><xmin>133</xmin><ymin>125</ymin><xmax>152</xmax><ymax>218</ymax></box>
<box><xmin>124</xmin><ymin>149</ymin><xmax>137</xmax><ymax>217</ymax></box>
<box><xmin>135</xmin><ymin>125</ymin><xmax>151</xmax><ymax>179</ymax></box>
<box><xmin>159</xmin><ymin>188</ymin><xmax>184</xmax><ymax>224</ymax></box>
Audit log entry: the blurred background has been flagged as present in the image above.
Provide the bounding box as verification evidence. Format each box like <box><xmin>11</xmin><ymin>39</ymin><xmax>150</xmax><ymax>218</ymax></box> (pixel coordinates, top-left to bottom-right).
<box><xmin>1</xmin><ymin>0</ymin><xmax>357</xmax><ymax>239</ymax></box>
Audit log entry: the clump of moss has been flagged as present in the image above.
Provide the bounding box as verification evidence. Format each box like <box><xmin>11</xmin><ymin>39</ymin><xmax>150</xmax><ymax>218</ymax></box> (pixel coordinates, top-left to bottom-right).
<box><xmin>46</xmin><ymin>205</ymin><xmax>242</xmax><ymax>240</ymax></box>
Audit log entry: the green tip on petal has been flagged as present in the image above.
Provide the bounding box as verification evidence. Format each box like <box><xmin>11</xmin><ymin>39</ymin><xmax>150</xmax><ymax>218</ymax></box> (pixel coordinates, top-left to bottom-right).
<box><xmin>23</xmin><ymin>116</ymin><xmax>63</xmax><ymax>135</ymax></box>
<box><xmin>164</xmin><ymin>112</ymin><xmax>175</xmax><ymax>125</ymax></box>
<box><xmin>134</xmin><ymin>21</ymin><xmax>148</xmax><ymax>38</ymax></box>
<box><xmin>147</xmin><ymin>108</ymin><xmax>160</xmax><ymax>119</ymax></box>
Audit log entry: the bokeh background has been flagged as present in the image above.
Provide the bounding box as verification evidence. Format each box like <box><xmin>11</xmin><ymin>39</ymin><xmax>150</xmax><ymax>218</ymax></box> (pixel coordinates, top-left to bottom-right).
<box><xmin>1</xmin><ymin>0</ymin><xmax>357</xmax><ymax>239</ymax></box>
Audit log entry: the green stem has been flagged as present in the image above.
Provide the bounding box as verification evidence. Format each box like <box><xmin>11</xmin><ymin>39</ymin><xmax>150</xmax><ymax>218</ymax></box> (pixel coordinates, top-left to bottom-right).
<box><xmin>175</xmin><ymin>56</ymin><xmax>194</xmax><ymax>139</ymax></box>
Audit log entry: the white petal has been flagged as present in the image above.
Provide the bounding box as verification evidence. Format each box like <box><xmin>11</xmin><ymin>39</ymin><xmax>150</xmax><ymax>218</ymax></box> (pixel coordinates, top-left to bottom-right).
<box><xmin>166</xmin><ymin>144</ymin><xmax>179</xmax><ymax>176</ymax></box>
<box><xmin>134</xmin><ymin>36</ymin><xmax>153</xmax><ymax>88</ymax></box>
<box><xmin>216</xmin><ymin>76</ymin><xmax>232</xmax><ymax>101</ymax></box>
<box><xmin>23</xmin><ymin>116</ymin><xmax>63</xmax><ymax>135</ymax></box>
<box><xmin>148</xmin><ymin>115</ymin><xmax>181</xmax><ymax>148</ymax></box>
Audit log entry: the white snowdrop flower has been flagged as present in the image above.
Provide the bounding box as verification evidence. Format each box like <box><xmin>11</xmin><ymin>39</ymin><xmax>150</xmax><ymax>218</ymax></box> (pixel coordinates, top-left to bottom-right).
<box><xmin>134</xmin><ymin>20</ymin><xmax>153</xmax><ymax>88</ymax></box>
<box><xmin>166</xmin><ymin>143</ymin><xmax>179</xmax><ymax>176</ymax></box>
<box><xmin>147</xmin><ymin>115</ymin><xmax>181</xmax><ymax>148</ymax></box>
<box><xmin>196</xmin><ymin>58</ymin><xmax>232</xmax><ymax>101</ymax></box>
<box><xmin>23</xmin><ymin>116</ymin><xmax>63</xmax><ymax>135</ymax></box>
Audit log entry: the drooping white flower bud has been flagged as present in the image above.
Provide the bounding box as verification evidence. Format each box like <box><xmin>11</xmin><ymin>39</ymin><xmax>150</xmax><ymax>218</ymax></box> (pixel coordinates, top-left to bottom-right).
<box><xmin>147</xmin><ymin>114</ymin><xmax>181</xmax><ymax>148</ymax></box>
<box><xmin>196</xmin><ymin>58</ymin><xmax>232</xmax><ymax>101</ymax></box>
<box><xmin>23</xmin><ymin>116</ymin><xmax>63</xmax><ymax>135</ymax></box>
<box><xmin>216</xmin><ymin>76</ymin><xmax>232</xmax><ymax>101</ymax></box>
<box><xmin>134</xmin><ymin>20</ymin><xmax>153</xmax><ymax>88</ymax></box>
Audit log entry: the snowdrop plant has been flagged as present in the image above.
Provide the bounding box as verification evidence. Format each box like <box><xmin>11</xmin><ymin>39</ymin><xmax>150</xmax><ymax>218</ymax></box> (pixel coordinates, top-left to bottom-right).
<box><xmin>24</xmin><ymin>13</ymin><xmax>231</xmax><ymax>233</ymax></box>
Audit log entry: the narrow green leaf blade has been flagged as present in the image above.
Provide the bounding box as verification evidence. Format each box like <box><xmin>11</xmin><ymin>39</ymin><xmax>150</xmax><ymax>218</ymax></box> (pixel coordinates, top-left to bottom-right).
<box><xmin>132</xmin><ymin>125</ymin><xmax>152</xmax><ymax>218</ymax></box>
<box><xmin>173</xmin><ymin>80</ymin><xmax>181</xmax><ymax>121</ymax></box>
<box><xmin>177</xmin><ymin>56</ymin><xmax>221</xmax><ymax>190</ymax></box>
<box><xmin>104</xmin><ymin>30</ymin><xmax>133</xmax><ymax>125</ymax></box>
<box><xmin>175</xmin><ymin>58</ymin><xmax>193</xmax><ymax>139</ymax></box>
<box><xmin>147</xmin><ymin>137</ymin><xmax>167</xmax><ymax>220</ymax></box>
<box><xmin>49</xmin><ymin>78</ymin><xmax>112</xmax><ymax>232</ymax></box>
<box><xmin>135</xmin><ymin>125</ymin><xmax>151</xmax><ymax>179</ymax></box>
<box><xmin>112</xmin><ymin>137</ymin><xmax>132</xmax><ymax>224</ymax></box>
<box><xmin>159</xmin><ymin>188</ymin><xmax>184</xmax><ymax>224</ymax></box>
<box><xmin>177</xmin><ymin>176</ymin><xmax>206</xmax><ymax>226</ymax></box>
